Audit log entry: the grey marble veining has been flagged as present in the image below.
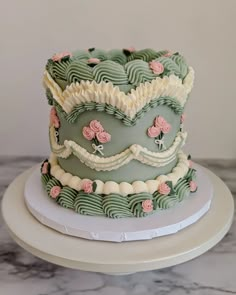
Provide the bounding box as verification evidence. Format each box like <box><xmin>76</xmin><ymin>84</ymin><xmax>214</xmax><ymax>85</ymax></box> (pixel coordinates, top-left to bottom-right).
<box><xmin>0</xmin><ymin>157</ymin><xmax>235</xmax><ymax>295</ymax></box>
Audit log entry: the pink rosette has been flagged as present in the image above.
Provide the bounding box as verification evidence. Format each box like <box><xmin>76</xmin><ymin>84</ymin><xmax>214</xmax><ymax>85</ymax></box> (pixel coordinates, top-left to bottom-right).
<box><xmin>149</xmin><ymin>61</ymin><xmax>164</xmax><ymax>75</ymax></box>
<box><xmin>52</xmin><ymin>51</ymin><xmax>72</xmax><ymax>62</ymax></box>
<box><xmin>188</xmin><ymin>160</ymin><xmax>193</xmax><ymax>168</ymax></box>
<box><xmin>50</xmin><ymin>107</ymin><xmax>60</xmax><ymax>128</ymax></box>
<box><xmin>154</xmin><ymin>116</ymin><xmax>167</xmax><ymax>128</ymax></box>
<box><xmin>147</xmin><ymin>126</ymin><xmax>161</xmax><ymax>138</ymax></box>
<box><xmin>161</xmin><ymin>123</ymin><xmax>171</xmax><ymax>134</ymax></box>
<box><xmin>158</xmin><ymin>182</ymin><xmax>171</xmax><ymax>195</ymax></box>
<box><xmin>82</xmin><ymin>126</ymin><xmax>95</xmax><ymax>141</ymax></box>
<box><xmin>142</xmin><ymin>200</ymin><xmax>153</xmax><ymax>213</ymax></box>
<box><xmin>50</xmin><ymin>186</ymin><xmax>61</xmax><ymax>199</ymax></box>
<box><xmin>124</xmin><ymin>46</ymin><xmax>135</xmax><ymax>53</ymax></box>
<box><xmin>50</xmin><ymin>107</ymin><xmax>56</xmax><ymax>125</ymax></box>
<box><xmin>89</xmin><ymin>120</ymin><xmax>104</xmax><ymax>133</ymax></box>
<box><xmin>180</xmin><ymin>114</ymin><xmax>186</xmax><ymax>123</ymax></box>
<box><xmin>42</xmin><ymin>162</ymin><xmax>48</xmax><ymax>174</ymax></box>
<box><xmin>50</xmin><ymin>107</ymin><xmax>57</xmax><ymax>116</ymax></box>
<box><xmin>163</xmin><ymin>50</ymin><xmax>172</xmax><ymax>57</ymax></box>
<box><xmin>87</xmin><ymin>58</ymin><xmax>101</xmax><ymax>64</ymax></box>
<box><xmin>189</xmin><ymin>181</ymin><xmax>197</xmax><ymax>192</ymax></box>
<box><xmin>82</xmin><ymin>180</ymin><xmax>93</xmax><ymax>193</ymax></box>
<box><xmin>96</xmin><ymin>131</ymin><xmax>111</xmax><ymax>143</ymax></box>
<box><xmin>53</xmin><ymin>117</ymin><xmax>60</xmax><ymax>128</ymax></box>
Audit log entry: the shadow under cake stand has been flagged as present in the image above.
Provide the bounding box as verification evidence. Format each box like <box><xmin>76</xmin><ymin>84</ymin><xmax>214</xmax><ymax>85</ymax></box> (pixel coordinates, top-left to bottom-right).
<box><xmin>1</xmin><ymin>164</ymin><xmax>234</xmax><ymax>275</ymax></box>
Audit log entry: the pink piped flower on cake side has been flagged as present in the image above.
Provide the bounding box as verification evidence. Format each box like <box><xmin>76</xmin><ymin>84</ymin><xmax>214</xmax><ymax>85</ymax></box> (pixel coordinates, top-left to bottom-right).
<box><xmin>154</xmin><ymin>116</ymin><xmax>167</xmax><ymax>129</ymax></box>
<box><xmin>42</xmin><ymin>162</ymin><xmax>49</xmax><ymax>175</ymax></box>
<box><xmin>82</xmin><ymin>126</ymin><xmax>95</xmax><ymax>141</ymax></box>
<box><xmin>147</xmin><ymin>126</ymin><xmax>161</xmax><ymax>138</ymax></box>
<box><xmin>189</xmin><ymin>160</ymin><xmax>193</xmax><ymax>168</ymax></box>
<box><xmin>142</xmin><ymin>200</ymin><xmax>153</xmax><ymax>213</ymax></box>
<box><xmin>87</xmin><ymin>58</ymin><xmax>101</xmax><ymax>64</ymax></box>
<box><xmin>158</xmin><ymin>182</ymin><xmax>171</xmax><ymax>195</ymax></box>
<box><xmin>180</xmin><ymin>114</ymin><xmax>186</xmax><ymax>123</ymax></box>
<box><xmin>82</xmin><ymin>180</ymin><xmax>93</xmax><ymax>193</ymax></box>
<box><xmin>149</xmin><ymin>61</ymin><xmax>164</xmax><ymax>75</ymax></box>
<box><xmin>161</xmin><ymin>123</ymin><xmax>171</xmax><ymax>134</ymax></box>
<box><xmin>82</xmin><ymin>120</ymin><xmax>111</xmax><ymax>155</ymax></box>
<box><xmin>189</xmin><ymin>181</ymin><xmax>197</xmax><ymax>192</ymax></box>
<box><xmin>89</xmin><ymin>120</ymin><xmax>104</xmax><ymax>133</ymax></box>
<box><xmin>180</xmin><ymin>113</ymin><xmax>186</xmax><ymax>131</ymax></box>
<box><xmin>52</xmin><ymin>51</ymin><xmax>72</xmax><ymax>62</ymax></box>
<box><xmin>96</xmin><ymin>131</ymin><xmax>111</xmax><ymax>144</ymax></box>
<box><xmin>148</xmin><ymin>116</ymin><xmax>171</xmax><ymax>150</ymax></box>
<box><xmin>50</xmin><ymin>107</ymin><xmax>60</xmax><ymax>128</ymax></box>
<box><xmin>50</xmin><ymin>186</ymin><xmax>61</xmax><ymax>199</ymax></box>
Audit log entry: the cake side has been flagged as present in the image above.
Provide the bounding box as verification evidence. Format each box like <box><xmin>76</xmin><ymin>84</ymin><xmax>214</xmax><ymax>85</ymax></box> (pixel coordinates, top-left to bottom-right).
<box><xmin>41</xmin><ymin>48</ymin><xmax>197</xmax><ymax>218</ymax></box>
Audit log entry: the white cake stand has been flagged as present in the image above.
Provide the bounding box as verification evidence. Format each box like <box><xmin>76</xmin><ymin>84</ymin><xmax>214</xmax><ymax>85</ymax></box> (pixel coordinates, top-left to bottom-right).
<box><xmin>24</xmin><ymin>164</ymin><xmax>213</xmax><ymax>242</ymax></box>
<box><xmin>1</xmin><ymin>165</ymin><xmax>234</xmax><ymax>275</ymax></box>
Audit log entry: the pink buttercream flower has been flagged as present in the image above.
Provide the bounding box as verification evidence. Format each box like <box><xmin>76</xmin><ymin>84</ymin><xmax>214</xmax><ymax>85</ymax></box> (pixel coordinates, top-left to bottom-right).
<box><xmin>89</xmin><ymin>120</ymin><xmax>104</xmax><ymax>133</ymax></box>
<box><xmin>142</xmin><ymin>200</ymin><xmax>153</xmax><ymax>213</ymax></box>
<box><xmin>50</xmin><ymin>107</ymin><xmax>60</xmax><ymax>128</ymax></box>
<box><xmin>180</xmin><ymin>114</ymin><xmax>186</xmax><ymax>123</ymax></box>
<box><xmin>189</xmin><ymin>160</ymin><xmax>193</xmax><ymax>168</ymax></box>
<box><xmin>96</xmin><ymin>131</ymin><xmax>111</xmax><ymax>143</ymax></box>
<box><xmin>124</xmin><ymin>46</ymin><xmax>135</xmax><ymax>53</ymax></box>
<box><xmin>189</xmin><ymin>181</ymin><xmax>197</xmax><ymax>192</ymax></box>
<box><xmin>42</xmin><ymin>162</ymin><xmax>48</xmax><ymax>174</ymax></box>
<box><xmin>50</xmin><ymin>186</ymin><xmax>61</xmax><ymax>198</ymax></box>
<box><xmin>83</xmin><ymin>126</ymin><xmax>95</xmax><ymax>141</ymax></box>
<box><xmin>161</xmin><ymin>123</ymin><xmax>171</xmax><ymax>134</ymax></box>
<box><xmin>158</xmin><ymin>182</ymin><xmax>171</xmax><ymax>195</ymax></box>
<box><xmin>163</xmin><ymin>50</ymin><xmax>172</xmax><ymax>57</ymax></box>
<box><xmin>50</xmin><ymin>107</ymin><xmax>56</xmax><ymax>124</ymax></box>
<box><xmin>149</xmin><ymin>61</ymin><xmax>164</xmax><ymax>75</ymax></box>
<box><xmin>154</xmin><ymin>116</ymin><xmax>167</xmax><ymax>128</ymax></box>
<box><xmin>147</xmin><ymin>126</ymin><xmax>161</xmax><ymax>138</ymax></box>
<box><xmin>87</xmin><ymin>58</ymin><xmax>101</xmax><ymax>64</ymax></box>
<box><xmin>82</xmin><ymin>180</ymin><xmax>93</xmax><ymax>193</ymax></box>
<box><xmin>50</xmin><ymin>107</ymin><xmax>57</xmax><ymax>116</ymax></box>
<box><xmin>52</xmin><ymin>51</ymin><xmax>72</xmax><ymax>62</ymax></box>
<box><xmin>53</xmin><ymin>117</ymin><xmax>60</xmax><ymax>128</ymax></box>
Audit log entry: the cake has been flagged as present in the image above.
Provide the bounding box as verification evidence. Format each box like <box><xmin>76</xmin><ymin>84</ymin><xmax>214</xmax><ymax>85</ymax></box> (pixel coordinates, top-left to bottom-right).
<box><xmin>41</xmin><ymin>48</ymin><xmax>196</xmax><ymax>218</ymax></box>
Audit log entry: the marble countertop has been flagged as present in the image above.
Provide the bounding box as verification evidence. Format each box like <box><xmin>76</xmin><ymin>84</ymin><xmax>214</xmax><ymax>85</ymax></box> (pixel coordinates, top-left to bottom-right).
<box><xmin>0</xmin><ymin>157</ymin><xmax>235</xmax><ymax>295</ymax></box>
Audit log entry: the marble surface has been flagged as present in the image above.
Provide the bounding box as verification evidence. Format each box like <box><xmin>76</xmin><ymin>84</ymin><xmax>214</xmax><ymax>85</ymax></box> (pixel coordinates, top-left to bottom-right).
<box><xmin>0</xmin><ymin>157</ymin><xmax>235</xmax><ymax>295</ymax></box>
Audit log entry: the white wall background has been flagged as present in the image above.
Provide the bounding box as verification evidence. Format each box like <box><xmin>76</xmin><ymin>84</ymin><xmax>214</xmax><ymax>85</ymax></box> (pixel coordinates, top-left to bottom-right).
<box><xmin>0</xmin><ymin>0</ymin><xmax>236</xmax><ymax>159</ymax></box>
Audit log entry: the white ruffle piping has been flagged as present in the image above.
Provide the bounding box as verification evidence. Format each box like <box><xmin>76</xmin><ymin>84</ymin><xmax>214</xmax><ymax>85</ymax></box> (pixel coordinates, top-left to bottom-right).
<box><xmin>43</xmin><ymin>67</ymin><xmax>194</xmax><ymax>118</ymax></box>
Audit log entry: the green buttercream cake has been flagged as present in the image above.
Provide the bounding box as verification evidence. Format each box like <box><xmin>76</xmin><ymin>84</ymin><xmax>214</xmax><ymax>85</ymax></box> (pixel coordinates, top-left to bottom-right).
<box><xmin>41</xmin><ymin>47</ymin><xmax>197</xmax><ymax>218</ymax></box>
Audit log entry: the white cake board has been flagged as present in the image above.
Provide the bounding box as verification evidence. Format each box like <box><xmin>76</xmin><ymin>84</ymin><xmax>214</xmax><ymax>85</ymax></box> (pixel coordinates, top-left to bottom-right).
<box><xmin>1</xmin><ymin>165</ymin><xmax>234</xmax><ymax>275</ymax></box>
<box><xmin>24</xmin><ymin>164</ymin><xmax>212</xmax><ymax>242</ymax></box>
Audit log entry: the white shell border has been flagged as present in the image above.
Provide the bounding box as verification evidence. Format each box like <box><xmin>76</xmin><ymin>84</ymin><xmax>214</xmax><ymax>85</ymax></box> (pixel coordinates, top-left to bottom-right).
<box><xmin>49</xmin><ymin>151</ymin><xmax>190</xmax><ymax>196</ymax></box>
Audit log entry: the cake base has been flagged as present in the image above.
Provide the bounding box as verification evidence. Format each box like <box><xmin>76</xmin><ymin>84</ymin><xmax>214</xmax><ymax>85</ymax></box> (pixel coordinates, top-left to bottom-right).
<box><xmin>24</xmin><ymin>164</ymin><xmax>212</xmax><ymax>242</ymax></box>
<box><xmin>1</xmin><ymin>164</ymin><xmax>233</xmax><ymax>274</ymax></box>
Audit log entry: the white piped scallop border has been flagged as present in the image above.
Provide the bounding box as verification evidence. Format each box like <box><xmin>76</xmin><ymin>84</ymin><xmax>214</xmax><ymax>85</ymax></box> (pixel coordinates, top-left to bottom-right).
<box><xmin>49</xmin><ymin>151</ymin><xmax>190</xmax><ymax>196</ymax></box>
<box><xmin>49</xmin><ymin>126</ymin><xmax>187</xmax><ymax>171</ymax></box>
<box><xmin>43</xmin><ymin>67</ymin><xmax>194</xmax><ymax>118</ymax></box>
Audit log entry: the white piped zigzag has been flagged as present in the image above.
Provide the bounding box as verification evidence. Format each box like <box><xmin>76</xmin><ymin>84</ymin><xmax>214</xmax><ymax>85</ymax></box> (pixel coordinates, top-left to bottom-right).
<box><xmin>43</xmin><ymin>67</ymin><xmax>194</xmax><ymax>118</ymax></box>
<box><xmin>49</xmin><ymin>151</ymin><xmax>190</xmax><ymax>196</ymax></box>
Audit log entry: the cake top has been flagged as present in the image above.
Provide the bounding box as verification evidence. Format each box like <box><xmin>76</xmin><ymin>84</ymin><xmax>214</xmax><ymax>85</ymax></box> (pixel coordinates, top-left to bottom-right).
<box><xmin>45</xmin><ymin>48</ymin><xmax>190</xmax><ymax>93</ymax></box>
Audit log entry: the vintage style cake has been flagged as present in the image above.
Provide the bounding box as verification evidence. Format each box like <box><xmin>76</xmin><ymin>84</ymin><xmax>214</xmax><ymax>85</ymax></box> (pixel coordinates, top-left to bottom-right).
<box><xmin>41</xmin><ymin>48</ymin><xmax>196</xmax><ymax>218</ymax></box>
